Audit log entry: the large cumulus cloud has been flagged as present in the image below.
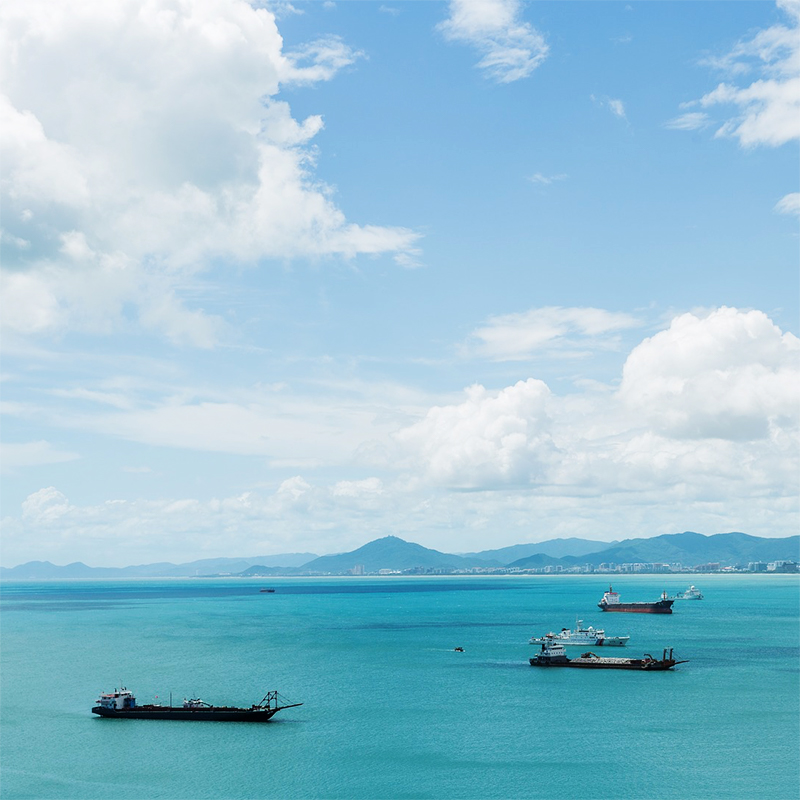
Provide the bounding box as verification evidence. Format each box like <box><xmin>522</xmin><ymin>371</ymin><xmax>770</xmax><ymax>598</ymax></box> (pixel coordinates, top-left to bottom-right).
<box><xmin>393</xmin><ymin>378</ymin><xmax>556</xmax><ymax>488</ymax></box>
<box><xmin>0</xmin><ymin>0</ymin><xmax>419</xmax><ymax>346</ymax></box>
<box><xmin>619</xmin><ymin>308</ymin><xmax>800</xmax><ymax>441</ymax></box>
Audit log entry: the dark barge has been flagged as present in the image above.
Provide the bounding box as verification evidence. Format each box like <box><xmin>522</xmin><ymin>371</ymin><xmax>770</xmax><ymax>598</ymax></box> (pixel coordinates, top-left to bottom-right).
<box><xmin>530</xmin><ymin>641</ymin><xmax>687</xmax><ymax>670</ymax></box>
<box><xmin>92</xmin><ymin>688</ymin><xmax>302</xmax><ymax>721</ymax></box>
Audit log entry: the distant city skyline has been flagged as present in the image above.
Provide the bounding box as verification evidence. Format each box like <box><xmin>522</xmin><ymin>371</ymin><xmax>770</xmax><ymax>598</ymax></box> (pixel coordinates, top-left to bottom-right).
<box><xmin>1</xmin><ymin>0</ymin><xmax>798</xmax><ymax>567</ymax></box>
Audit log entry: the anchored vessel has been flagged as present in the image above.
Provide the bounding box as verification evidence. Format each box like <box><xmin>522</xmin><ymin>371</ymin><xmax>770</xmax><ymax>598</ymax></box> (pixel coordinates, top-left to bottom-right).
<box><xmin>529</xmin><ymin>619</ymin><xmax>629</xmax><ymax>647</ymax></box>
<box><xmin>673</xmin><ymin>585</ymin><xmax>703</xmax><ymax>600</ymax></box>
<box><xmin>529</xmin><ymin>640</ymin><xmax>686</xmax><ymax>670</ymax></box>
<box><xmin>598</xmin><ymin>586</ymin><xmax>674</xmax><ymax>614</ymax></box>
<box><xmin>92</xmin><ymin>688</ymin><xmax>302</xmax><ymax>721</ymax></box>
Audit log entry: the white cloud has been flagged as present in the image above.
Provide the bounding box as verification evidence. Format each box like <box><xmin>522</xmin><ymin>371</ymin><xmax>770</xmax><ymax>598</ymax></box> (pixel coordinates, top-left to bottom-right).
<box><xmin>464</xmin><ymin>306</ymin><xmax>641</xmax><ymax>361</ymax></box>
<box><xmin>282</xmin><ymin>36</ymin><xmax>364</xmax><ymax>85</ymax></box>
<box><xmin>438</xmin><ymin>0</ymin><xmax>548</xmax><ymax>83</ymax></box>
<box><xmin>591</xmin><ymin>94</ymin><xmax>628</xmax><ymax>121</ymax></box>
<box><xmin>0</xmin><ymin>0</ymin><xmax>419</xmax><ymax>346</ymax></box>
<box><xmin>1</xmin><ymin>440</ymin><xmax>79</xmax><ymax>472</ymax></box>
<box><xmin>608</xmin><ymin>98</ymin><xmax>627</xmax><ymax>120</ymax></box>
<box><xmin>619</xmin><ymin>307</ymin><xmax>800</xmax><ymax>441</ymax></box>
<box><xmin>397</xmin><ymin>307</ymin><xmax>798</xmax><ymax>498</ymax></box>
<box><xmin>681</xmin><ymin>0</ymin><xmax>800</xmax><ymax>147</ymax></box>
<box><xmin>2</xmin><ymin>307</ymin><xmax>797</xmax><ymax>565</ymax></box>
<box><xmin>775</xmin><ymin>192</ymin><xmax>800</xmax><ymax>215</ymax></box>
<box><xmin>393</xmin><ymin>379</ymin><xmax>555</xmax><ymax>488</ymax></box>
<box><xmin>332</xmin><ymin>478</ymin><xmax>384</xmax><ymax>498</ymax></box>
<box><xmin>528</xmin><ymin>172</ymin><xmax>567</xmax><ymax>186</ymax></box>
<box><xmin>21</xmin><ymin>486</ymin><xmax>71</xmax><ymax>523</ymax></box>
<box><xmin>664</xmin><ymin>112</ymin><xmax>711</xmax><ymax>131</ymax></box>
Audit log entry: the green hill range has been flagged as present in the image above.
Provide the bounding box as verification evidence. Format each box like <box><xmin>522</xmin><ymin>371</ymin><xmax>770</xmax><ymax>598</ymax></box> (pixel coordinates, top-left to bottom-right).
<box><xmin>2</xmin><ymin>532</ymin><xmax>797</xmax><ymax>578</ymax></box>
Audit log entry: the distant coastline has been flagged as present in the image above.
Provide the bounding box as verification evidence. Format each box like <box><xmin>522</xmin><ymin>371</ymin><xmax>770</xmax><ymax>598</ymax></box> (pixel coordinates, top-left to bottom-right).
<box><xmin>2</xmin><ymin>531</ymin><xmax>797</xmax><ymax>580</ymax></box>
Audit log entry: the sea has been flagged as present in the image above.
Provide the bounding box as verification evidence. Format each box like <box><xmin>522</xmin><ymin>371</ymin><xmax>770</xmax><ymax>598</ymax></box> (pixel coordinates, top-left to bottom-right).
<box><xmin>1</xmin><ymin>574</ymin><xmax>798</xmax><ymax>800</ymax></box>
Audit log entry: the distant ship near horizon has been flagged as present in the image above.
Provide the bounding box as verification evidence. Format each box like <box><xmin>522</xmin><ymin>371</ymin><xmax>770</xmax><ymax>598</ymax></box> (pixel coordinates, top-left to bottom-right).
<box><xmin>673</xmin><ymin>585</ymin><xmax>703</xmax><ymax>600</ymax></box>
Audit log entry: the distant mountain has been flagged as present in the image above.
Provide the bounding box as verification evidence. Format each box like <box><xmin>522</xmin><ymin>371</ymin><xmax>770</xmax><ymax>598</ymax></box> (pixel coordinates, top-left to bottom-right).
<box><xmin>508</xmin><ymin>532</ymin><xmax>800</xmax><ymax>569</ymax></box>
<box><xmin>3</xmin><ymin>532</ymin><xmax>797</xmax><ymax>578</ymax></box>
<box><xmin>464</xmin><ymin>538</ymin><xmax>618</xmax><ymax>563</ymax></box>
<box><xmin>500</xmin><ymin>552</ymin><xmax>566</xmax><ymax>569</ymax></box>
<box><xmin>299</xmin><ymin>536</ymin><xmax>487</xmax><ymax>573</ymax></box>
<box><xmin>0</xmin><ymin>552</ymin><xmax>318</xmax><ymax>579</ymax></box>
<box><xmin>234</xmin><ymin>565</ymin><xmax>299</xmax><ymax>577</ymax></box>
<box><xmin>577</xmin><ymin>531</ymin><xmax>799</xmax><ymax>568</ymax></box>
<box><xmin>158</xmin><ymin>554</ymin><xmax>317</xmax><ymax>576</ymax></box>
<box><xmin>0</xmin><ymin>561</ymin><xmax>109</xmax><ymax>579</ymax></box>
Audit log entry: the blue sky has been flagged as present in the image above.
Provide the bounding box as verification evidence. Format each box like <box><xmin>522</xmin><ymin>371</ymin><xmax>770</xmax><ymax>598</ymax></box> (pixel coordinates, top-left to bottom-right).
<box><xmin>1</xmin><ymin>0</ymin><xmax>798</xmax><ymax>567</ymax></box>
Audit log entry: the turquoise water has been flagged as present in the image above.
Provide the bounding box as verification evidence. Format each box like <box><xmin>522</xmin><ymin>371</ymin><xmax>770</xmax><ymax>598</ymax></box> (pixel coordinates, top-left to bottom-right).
<box><xmin>1</xmin><ymin>575</ymin><xmax>798</xmax><ymax>800</ymax></box>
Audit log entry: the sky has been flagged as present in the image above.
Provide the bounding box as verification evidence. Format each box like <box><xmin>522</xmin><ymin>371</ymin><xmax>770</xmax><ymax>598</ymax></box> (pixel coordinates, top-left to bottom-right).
<box><xmin>1</xmin><ymin>0</ymin><xmax>798</xmax><ymax>568</ymax></box>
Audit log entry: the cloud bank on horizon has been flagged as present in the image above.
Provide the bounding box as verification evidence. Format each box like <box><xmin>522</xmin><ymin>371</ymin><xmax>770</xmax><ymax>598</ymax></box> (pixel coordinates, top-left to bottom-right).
<box><xmin>0</xmin><ymin>0</ymin><xmax>797</xmax><ymax>567</ymax></box>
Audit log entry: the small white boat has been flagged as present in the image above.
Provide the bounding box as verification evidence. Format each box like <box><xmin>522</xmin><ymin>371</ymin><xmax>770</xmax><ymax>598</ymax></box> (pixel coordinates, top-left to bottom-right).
<box><xmin>529</xmin><ymin>619</ymin><xmax>630</xmax><ymax>647</ymax></box>
<box><xmin>673</xmin><ymin>585</ymin><xmax>703</xmax><ymax>600</ymax></box>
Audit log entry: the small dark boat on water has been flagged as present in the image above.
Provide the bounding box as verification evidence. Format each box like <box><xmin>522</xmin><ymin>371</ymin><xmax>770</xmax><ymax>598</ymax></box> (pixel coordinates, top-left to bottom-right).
<box><xmin>92</xmin><ymin>688</ymin><xmax>302</xmax><ymax>721</ymax></box>
<box><xmin>530</xmin><ymin>641</ymin><xmax>687</xmax><ymax>671</ymax></box>
<box><xmin>260</xmin><ymin>588</ymin><xmax>275</xmax><ymax>593</ymax></box>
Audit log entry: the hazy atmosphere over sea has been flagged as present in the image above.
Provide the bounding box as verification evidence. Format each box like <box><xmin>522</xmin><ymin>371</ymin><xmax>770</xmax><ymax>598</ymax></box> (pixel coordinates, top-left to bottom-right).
<box><xmin>1</xmin><ymin>0</ymin><xmax>798</xmax><ymax>568</ymax></box>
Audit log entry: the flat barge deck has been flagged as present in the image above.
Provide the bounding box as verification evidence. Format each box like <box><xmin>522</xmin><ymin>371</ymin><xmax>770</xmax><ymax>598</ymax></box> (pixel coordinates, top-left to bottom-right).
<box><xmin>530</xmin><ymin>642</ymin><xmax>686</xmax><ymax>671</ymax></box>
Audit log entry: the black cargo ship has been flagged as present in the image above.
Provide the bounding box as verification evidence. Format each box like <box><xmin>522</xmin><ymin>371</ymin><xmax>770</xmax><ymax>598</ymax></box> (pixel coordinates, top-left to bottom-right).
<box><xmin>530</xmin><ymin>641</ymin><xmax>686</xmax><ymax>670</ymax></box>
<box><xmin>598</xmin><ymin>586</ymin><xmax>674</xmax><ymax>614</ymax></box>
<box><xmin>92</xmin><ymin>688</ymin><xmax>302</xmax><ymax>721</ymax></box>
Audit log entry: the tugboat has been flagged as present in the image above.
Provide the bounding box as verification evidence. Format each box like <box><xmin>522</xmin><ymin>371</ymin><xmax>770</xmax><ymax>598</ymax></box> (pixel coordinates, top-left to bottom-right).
<box><xmin>673</xmin><ymin>585</ymin><xmax>703</xmax><ymax>600</ymax></box>
<box><xmin>529</xmin><ymin>619</ymin><xmax>629</xmax><ymax>647</ymax></box>
<box><xmin>92</xmin><ymin>688</ymin><xmax>302</xmax><ymax>721</ymax></box>
<box><xmin>529</xmin><ymin>640</ymin><xmax>686</xmax><ymax>670</ymax></box>
<box><xmin>598</xmin><ymin>586</ymin><xmax>674</xmax><ymax>614</ymax></box>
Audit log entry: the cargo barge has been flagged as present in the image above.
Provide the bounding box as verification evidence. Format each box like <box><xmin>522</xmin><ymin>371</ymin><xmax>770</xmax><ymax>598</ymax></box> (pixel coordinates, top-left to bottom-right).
<box><xmin>598</xmin><ymin>586</ymin><xmax>674</xmax><ymax>614</ymax></box>
<box><xmin>530</xmin><ymin>641</ymin><xmax>686</xmax><ymax>670</ymax></box>
<box><xmin>92</xmin><ymin>688</ymin><xmax>302</xmax><ymax>721</ymax></box>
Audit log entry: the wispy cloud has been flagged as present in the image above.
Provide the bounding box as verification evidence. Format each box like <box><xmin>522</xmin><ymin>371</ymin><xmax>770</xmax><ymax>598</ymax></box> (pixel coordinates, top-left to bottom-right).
<box><xmin>463</xmin><ymin>306</ymin><xmax>641</xmax><ymax>362</ymax></box>
<box><xmin>608</xmin><ymin>98</ymin><xmax>627</xmax><ymax>120</ymax></box>
<box><xmin>678</xmin><ymin>0</ymin><xmax>800</xmax><ymax>147</ymax></box>
<box><xmin>775</xmin><ymin>192</ymin><xmax>800</xmax><ymax>215</ymax></box>
<box><xmin>1</xmin><ymin>440</ymin><xmax>80</xmax><ymax>472</ymax></box>
<box><xmin>664</xmin><ymin>111</ymin><xmax>712</xmax><ymax>131</ymax></box>
<box><xmin>591</xmin><ymin>94</ymin><xmax>628</xmax><ymax>121</ymax></box>
<box><xmin>527</xmin><ymin>172</ymin><xmax>567</xmax><ymax>186</ymax></box>
<box><xmin>438</xmin><ymin>0</ymin><xmax>549</xmax><ymax>83</ymax></box>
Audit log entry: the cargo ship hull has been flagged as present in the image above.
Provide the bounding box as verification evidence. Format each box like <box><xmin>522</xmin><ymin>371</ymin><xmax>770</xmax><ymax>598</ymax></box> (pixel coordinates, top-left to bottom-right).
<box><xmin>600</xmin><ymin>601</ymin><xmax>673</xmax><ymax>614</ymax></box>
<box><xmin>92</xmin><ymin>689</ymin><xmax>302</xmax><ymax>722</ymax></box>
<box><xmin>92</xmin><ymin>706</ymin><xmax>282</xmax><ymax>722</ymax></box>
<box><xmin>530</xmin><ymin>657</ymin><xmax>679</xmax><ymax>670</ymax></box>
<box><xmin>530</xmin><ymin>645</ymin><xmax>687</xmax><ymax>671</ymax></box>
<box><xmin>597</xmin><ymin>588</ymin><xmax>674</xmax><ymax>614</ymax></box>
